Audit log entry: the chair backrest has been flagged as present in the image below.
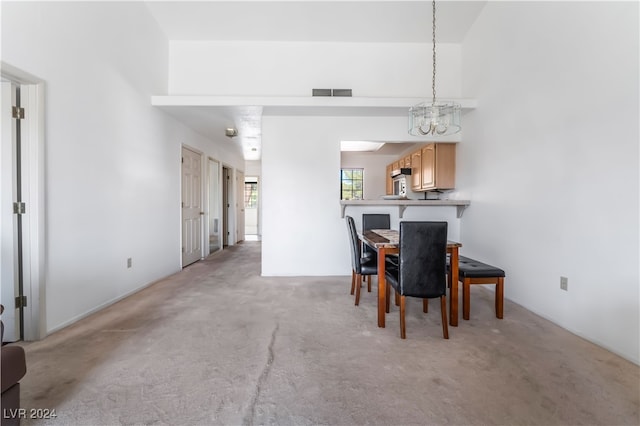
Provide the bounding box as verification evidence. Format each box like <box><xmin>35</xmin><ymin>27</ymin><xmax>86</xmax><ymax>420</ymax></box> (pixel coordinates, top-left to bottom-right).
<box><xmin>362</xmin><ymin>214</ymin><xmax>390</xmax><ymax>257</ymax></box>
<box><xmin>362</xmin><ymin>214</ymin><xmax>390</xmax><ymax>232</ymax></box>
<box><xmin>345</xmin><ymin>215</ymin><xmax>361</xmax><ymax>273</ymax></box>
<box><xmin>398</xmin><ymin>221</ymin><xmax>448</xmax><ymax>298</ymax></box>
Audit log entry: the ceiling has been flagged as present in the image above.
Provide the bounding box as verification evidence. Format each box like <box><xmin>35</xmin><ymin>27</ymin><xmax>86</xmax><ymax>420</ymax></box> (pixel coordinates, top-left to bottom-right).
<box><xmin>145</xmin><ymin>1</ymin><xmax>486</xmax><ymax>44</ymax></box>
<box><xmin>145</xmin><ymin>1</ymin><xmax>487</xmax><ymax>160</ymax></box>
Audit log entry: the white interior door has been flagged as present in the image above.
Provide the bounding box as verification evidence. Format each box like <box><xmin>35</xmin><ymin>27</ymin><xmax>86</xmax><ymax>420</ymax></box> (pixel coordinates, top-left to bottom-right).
<box><xmin>181</xmin><ymin>146</ymin><xmax>203</xmax><ymax>267</ymax></box>
<box><xmin>0</xmin><ymin>81</ymin><xmax>19</xmax><ymax>341</ymax></box>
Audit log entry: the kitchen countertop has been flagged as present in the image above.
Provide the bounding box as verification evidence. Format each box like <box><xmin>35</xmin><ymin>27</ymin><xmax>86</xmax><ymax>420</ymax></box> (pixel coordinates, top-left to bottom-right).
<box><xmin>340</xmin><ymin>198</ymin><xmax>471</xmax><ymax>218</ymax></box>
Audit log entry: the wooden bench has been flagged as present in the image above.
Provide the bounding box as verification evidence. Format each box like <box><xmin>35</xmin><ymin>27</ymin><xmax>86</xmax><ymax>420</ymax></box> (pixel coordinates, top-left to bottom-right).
<box><xmin>454</xmin><ymin>256</ymin><xmax>505</xmax><ymax>320</ymax></box>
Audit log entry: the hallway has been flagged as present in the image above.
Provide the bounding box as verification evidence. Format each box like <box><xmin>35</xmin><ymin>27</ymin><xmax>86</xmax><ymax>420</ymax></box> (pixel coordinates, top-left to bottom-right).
<box><xmin>15</xmin><ymin>242</ymin><xmax>640</xmax><ymax>425</ymax></box>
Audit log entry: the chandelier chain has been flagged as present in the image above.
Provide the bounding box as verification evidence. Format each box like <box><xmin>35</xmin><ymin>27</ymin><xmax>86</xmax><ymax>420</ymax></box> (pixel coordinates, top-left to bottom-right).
<box><xmin>408</xmin><ymin>0</ymin><xmax>461</xmax><ymax>137</ymax></box>
<box><xmin>432</xmin><ymin>0</ymin><xmax>437</xmax><ymax>104</ymax></box>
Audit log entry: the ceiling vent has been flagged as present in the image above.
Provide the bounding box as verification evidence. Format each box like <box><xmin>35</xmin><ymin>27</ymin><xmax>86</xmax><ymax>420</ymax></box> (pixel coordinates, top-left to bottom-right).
<box><xmin>312</xmin><ymin>89</ymin><xmax>352</xmax><ymax>97</ymax></box>
<box><xmin>331</xmin><ymin>89</ymin><xmax>352</xmax><ymax>97</ymax></box>
<box><xmin>312</xmin><ymin>89</ymin><xmax>332</xmax><ymax>97</ymax></box>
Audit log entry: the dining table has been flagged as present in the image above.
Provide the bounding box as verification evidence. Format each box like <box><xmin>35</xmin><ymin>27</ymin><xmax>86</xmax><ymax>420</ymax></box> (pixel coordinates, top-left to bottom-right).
<box><xmin>360</xmin><ymin>228</ymin><xmax>462</xmax><ymax>328</ymax></box>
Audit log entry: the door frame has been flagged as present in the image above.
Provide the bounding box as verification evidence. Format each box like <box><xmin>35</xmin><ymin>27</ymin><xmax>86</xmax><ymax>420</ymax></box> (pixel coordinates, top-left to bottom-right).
<box><xmin>221</xmin><ymin>164</ymin><xmax>243</xmax><ymax>248</ymax></box>
<box><xmin>244</xmin><ymin>176</ymin><xmax>260</xmax><ymax>238</ymax></box>
<box><xmin>1</xmin><ymin>62</ymin><xmax>46</xmax><ymax>341</ymax></box>
<box><xmin>222</xmin><ymin>166</ymin><xmax>230</xmax><ymax>247</ymax></box>
<box><xmin>206</xmin><ymin>156</ymin><xmax>222</xmax><ymax>255</ymax></box>
<box><xmin>236</xmin><ymin>170</ymin><xmax>245</xmax><ymax>243</ymax></box>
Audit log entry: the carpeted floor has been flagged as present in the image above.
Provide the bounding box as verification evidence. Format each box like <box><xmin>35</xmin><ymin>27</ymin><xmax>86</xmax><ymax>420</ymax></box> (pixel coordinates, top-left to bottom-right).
<box><xmin>15</xmin><ymin>241</ymin><xmax>640</xmax><ymax>425</ymax></box>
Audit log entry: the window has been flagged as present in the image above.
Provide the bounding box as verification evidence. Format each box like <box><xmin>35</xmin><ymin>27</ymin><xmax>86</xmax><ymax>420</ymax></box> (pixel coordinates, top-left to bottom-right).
<box><xmin>341</xmin><ymin>168</ymin><xmax>364</xmax><ymax>200</ymax></box>
<box><xmin>244</xmin><ymin>181</ymin><xmax>258</xmax><ymax>208</ymax></box>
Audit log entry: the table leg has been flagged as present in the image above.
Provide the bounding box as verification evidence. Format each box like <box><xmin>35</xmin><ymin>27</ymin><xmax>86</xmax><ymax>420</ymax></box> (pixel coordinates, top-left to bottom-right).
<box><xmin>377</xmin><ymin>247</ymin><xmax>386</xmax><ymax>328</ymax></box>
<box><xmin>449</xmin><ymin>247</ymin><xmax>459</xmax><ymax>327</ymax></box>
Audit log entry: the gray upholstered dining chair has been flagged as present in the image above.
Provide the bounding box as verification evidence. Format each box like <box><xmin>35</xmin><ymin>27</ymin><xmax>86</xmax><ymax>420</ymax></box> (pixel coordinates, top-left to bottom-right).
<box><xmin>345</xmin><ymin>215</ymin><xmax>378</xmax><ymax>305</ymax></box>
<box><xmin>384</xmin><ymin>221</ymin><xmax>449</xmax><ymax>339</ymax></box>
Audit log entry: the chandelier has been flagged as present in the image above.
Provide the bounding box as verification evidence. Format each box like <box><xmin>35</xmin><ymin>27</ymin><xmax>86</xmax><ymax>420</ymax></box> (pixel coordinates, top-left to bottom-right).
<box><xmin>408</xmin><ymin>0</ymin><xmax>461</xmax><ymax>136</ymax></box>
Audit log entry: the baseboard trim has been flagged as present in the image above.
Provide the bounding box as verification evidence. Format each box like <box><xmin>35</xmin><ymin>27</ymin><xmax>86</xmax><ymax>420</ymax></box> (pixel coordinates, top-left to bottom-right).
<box><xmin>45</xmin><ymin>274</ymin><xmax>176</xmax><ymax>336</ymax></box>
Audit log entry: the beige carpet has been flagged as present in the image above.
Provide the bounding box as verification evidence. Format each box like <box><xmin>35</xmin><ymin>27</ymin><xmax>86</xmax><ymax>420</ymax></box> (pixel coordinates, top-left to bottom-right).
<box><xmin>15</xmin><ymin>241</ymin><xmax>640</xmax><ymax>425</ymax></box>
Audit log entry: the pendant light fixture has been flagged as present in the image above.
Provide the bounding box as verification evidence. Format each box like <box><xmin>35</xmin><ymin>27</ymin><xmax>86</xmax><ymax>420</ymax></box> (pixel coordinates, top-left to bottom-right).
<box><xmin>408</xmin><ymin>0</ymin><xmax>461</xmax><ymax>136</ymax></box>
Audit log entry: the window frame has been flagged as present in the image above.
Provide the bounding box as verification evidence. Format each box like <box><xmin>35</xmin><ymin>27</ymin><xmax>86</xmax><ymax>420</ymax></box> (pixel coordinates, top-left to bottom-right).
<box><xmin>340</xmin><ymin>168</ymin><xmax>364</xmax><ymax>200</ymax></box>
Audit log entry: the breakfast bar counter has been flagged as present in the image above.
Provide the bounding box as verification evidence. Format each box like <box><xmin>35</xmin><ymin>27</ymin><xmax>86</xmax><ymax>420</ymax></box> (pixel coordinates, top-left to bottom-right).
<box><xmin>340</xmin><ymin>199</ymin><xmax>471</xmax><ymax>219</ymax></box>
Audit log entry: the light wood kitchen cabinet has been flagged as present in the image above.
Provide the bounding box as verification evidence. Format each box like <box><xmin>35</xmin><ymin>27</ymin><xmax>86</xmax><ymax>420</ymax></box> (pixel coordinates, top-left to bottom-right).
<box><xmin>386</xmin><ymin>163</ymin><xmax>393</xmax><ymax>195</ymax></box>
<box><xmin>420</xmin><ymin>143</ymin><xmax>456</xmax><ymax>191</ymax></box>
<box><xmin>385</xmin><ymin>143</ymin><xmax>456</xmax><ymax>194</ymax></box>
<box><xmin>410</xmin><ymin>150</ymin><xmax>422</xmax><ymax>191</ymax></box>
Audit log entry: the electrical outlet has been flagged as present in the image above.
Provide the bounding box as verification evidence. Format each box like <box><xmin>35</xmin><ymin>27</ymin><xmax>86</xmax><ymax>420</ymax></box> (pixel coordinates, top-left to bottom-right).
<box><xmin>560</xmin><ymin>276</ymin><xmax>568</xmax><ymax>291</ymax></box>
<box><xmin>127</xmin><ymin>258</ymin><xmax>132</xmax><ymax>268</ymax></box>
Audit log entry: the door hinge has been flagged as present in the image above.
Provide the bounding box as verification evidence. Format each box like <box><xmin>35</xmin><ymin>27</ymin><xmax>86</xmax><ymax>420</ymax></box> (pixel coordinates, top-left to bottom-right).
<box><xmin>13</xmin><ymin>202</ymin><xmax>26</xmax><ymax>215</ymax></box>
<box><xmin>12</xmin><ymin>106</ymin><xmax>25</xmax><ymax>119</ymax></box>
<box><xmin>15</xmin><ymin>295</ymin><xmax>27</xmax><ymax>309</ymax></box>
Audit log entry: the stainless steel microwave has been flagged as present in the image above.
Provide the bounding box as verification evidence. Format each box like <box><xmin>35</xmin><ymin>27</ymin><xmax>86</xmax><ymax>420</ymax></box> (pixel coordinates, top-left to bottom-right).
<box><xmin>393</xmin><ymin>176</ymin><xmax>407</xmax><ymax>197</ymax></box>
<box><xmin>391</xmin><ymin>167</ymin><xmax>411</xmax><ymax>197</ymax></box>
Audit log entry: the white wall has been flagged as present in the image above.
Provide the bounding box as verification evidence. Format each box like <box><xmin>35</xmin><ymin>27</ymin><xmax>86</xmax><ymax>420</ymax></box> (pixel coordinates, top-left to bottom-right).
<box><xmin>169</xmin><ymin>41</ymin><xmax>461</xmax><ymax>98</ymax></box>
<box><xmin>261</xmin><ymin>115</ymin><xmax>464</xmax><ymax>276</ymax></box>
<box><xmin>245</xmin><ymin>160</ymin><xmax>262</xmax><ymax>177</ymax></box>
<box><xmin>459</xmin><ymin>2</ymin><xmax>639</xmax><ymax>364</ymax></box>
<box><xmin>2</xmin><ymin>2</ymin><xmax>244</xmax><ymax>333</ymax></box>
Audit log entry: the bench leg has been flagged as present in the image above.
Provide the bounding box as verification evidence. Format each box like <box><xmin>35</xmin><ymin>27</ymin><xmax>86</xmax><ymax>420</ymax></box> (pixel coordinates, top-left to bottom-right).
<box><xmin>463</xmin><ymin>278</ymin><xmax>471</xmax><ymax>320</ymax></box>
<box><xmin>496</xmin><ymin>277</ymin><xmax>504</xmax><ymax>319</ymax></box>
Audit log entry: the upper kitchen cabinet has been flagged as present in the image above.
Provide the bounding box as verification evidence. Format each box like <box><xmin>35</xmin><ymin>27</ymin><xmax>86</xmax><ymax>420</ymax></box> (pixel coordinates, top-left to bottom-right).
<box><xmin>420</xmin><ymin>143</ymin><xmax>456</xmax><ymax>191</ymax></box>
<box><xmin>386</xmin><ymin>142</ymin><xmax>456</xmax><ymax>194</ymax></box>
<box><xmin>410</xmin><ymin>150</ymin><xmax>422</xmax><ymax>191</ymax></box>
<box><xmin>386</xmin><ymin>163</ymin><xmax>393</xmax><ymax>195</ymax></box>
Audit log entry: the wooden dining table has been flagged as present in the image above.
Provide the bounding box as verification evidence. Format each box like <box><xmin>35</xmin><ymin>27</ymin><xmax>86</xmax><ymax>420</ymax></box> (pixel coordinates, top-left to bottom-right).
<box><xmin>361</xmin><ymin>229</ymin><xmax>462</xmax><ymax>328</ymax></box>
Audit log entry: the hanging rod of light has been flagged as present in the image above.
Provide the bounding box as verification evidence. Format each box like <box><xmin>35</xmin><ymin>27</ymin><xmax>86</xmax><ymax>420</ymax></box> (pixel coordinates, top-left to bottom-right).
<box><xmin>408</xmin><ymin>0</ymin><xmax>461</xmax><ymax>137</ymax></box>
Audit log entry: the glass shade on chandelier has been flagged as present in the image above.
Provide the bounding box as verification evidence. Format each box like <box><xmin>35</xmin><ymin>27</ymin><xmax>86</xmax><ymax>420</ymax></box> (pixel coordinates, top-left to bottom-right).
<box><xmin>408</xmin><ymin>101</ymin><xmax>461</xmax><ymax>136</ymax></box>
